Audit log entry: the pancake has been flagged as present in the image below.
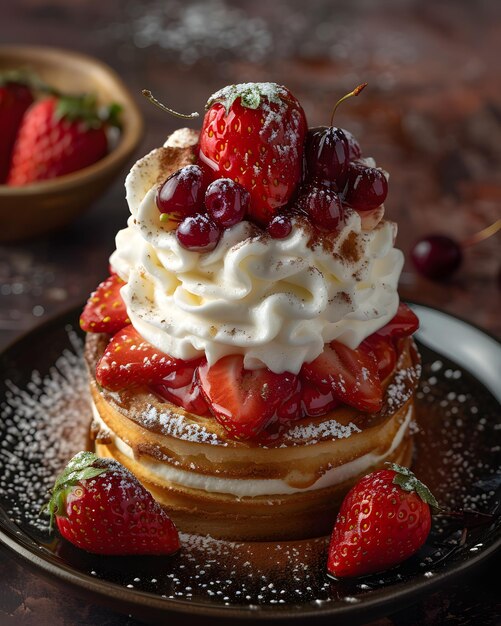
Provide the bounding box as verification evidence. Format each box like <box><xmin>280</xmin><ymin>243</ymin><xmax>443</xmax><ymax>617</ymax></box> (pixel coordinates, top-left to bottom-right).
<box><xmin>86</xmin><ymin>334</ymin><xmax>421</xmax><ymax>540</ymax></box>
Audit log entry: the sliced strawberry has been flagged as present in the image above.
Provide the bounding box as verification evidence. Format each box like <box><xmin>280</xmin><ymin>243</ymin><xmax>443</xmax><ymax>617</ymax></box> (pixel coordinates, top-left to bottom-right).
<box><xmin>376</xmin><ymin>303</ymin><xmax>419</xmax><ymax>339</ymax></box>
<box><xmin>198</xmin><ymin>355</ymin><xmax>297</xmax><ymax>439</ymax></box>
<box><xmin>302</xmin><ymin>340</ymin><xmax>383</xmax><ymax>413</ymax></box>
<box><xmin>300</xmin><ymin>379</ymin><xmax>341</xmax><ymax>417</ymax></box>
<box><xmin>276</xmin><ymin>378</ymin><xmax>303</xmax><ymax>422</ymax></box>
<box><xmin>96</xmin><ymin>325</ymin><xmax>197</xmax><ymax>392</ymax></box>
<box><xmin>361</xmin><ymin>333</ymin><xmax>397</xmax><ymax>381</ymax></box>
<box><xmin>80</xmin><ymin>274</ymin><xmax>129</xmax><ymax>335</ymax></box>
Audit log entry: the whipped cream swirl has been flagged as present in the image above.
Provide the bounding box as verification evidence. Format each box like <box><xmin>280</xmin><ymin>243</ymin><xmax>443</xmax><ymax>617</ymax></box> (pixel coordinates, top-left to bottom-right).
<box><xmin>110</xmin><ymin>131</ymin><xmax>403</xmax><ymax>375</ymax></box>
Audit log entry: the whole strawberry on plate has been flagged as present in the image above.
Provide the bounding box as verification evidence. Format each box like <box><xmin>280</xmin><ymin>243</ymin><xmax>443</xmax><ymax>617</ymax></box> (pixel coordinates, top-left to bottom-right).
<box><xmin>7</xmin><ymin>94</ymin><xmax>121</xmax><ymax>185</ymax></box>
<box><xmin>198</xmin><ymin>82</ymin><xmax>307</xmax><ymax>226</ymax></box>
<box><xmin>0</xmin><ymin>72</ymin><xmax>34</xmax><ymax>183</ymax></box>
<box><xmin>327</xmin><ymin>463</ymin><xmax>438</xmax><ymax>578</ymax></box>
<box><xmin>45</xmin><ymin>451</ymin><xmax>179</xmax><ymax>555</ymax></box>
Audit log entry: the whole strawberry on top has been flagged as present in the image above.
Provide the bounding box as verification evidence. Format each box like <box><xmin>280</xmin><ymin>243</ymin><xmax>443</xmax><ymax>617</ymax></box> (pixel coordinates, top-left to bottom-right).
<box><xmin>0</xmin><ymin>72</ymin><xmax>34</xmax><ymax>183</ymax></box>
<box><xmin>45</xmin><ymin>451</ymin><xmax>179</xmax><ymax>556</ymax></box>
<box><xmin>327</xmin><ymin>464</ymin><xmax>438</xmax><ymax>578</ymax></box>
<box><xmin>7</xmin><ymin>94</ymin><xmax>120</xmax><ymax>186</ymax></box>
<box><xmin>198</xmin><ymin>82</ymin><xmax>307</xmax><ymax>226</ymax></box>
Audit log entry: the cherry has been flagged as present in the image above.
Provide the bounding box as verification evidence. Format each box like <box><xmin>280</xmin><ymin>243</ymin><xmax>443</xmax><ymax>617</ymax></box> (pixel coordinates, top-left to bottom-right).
<box><xmin>268</xmin><ymin>214</ymin><xmax>292</xmax><ymax>239</ymax></box>
<box><xmin>205</xmin><ymin>178</ymin><xmax>249</xmax><ymax>228</ymax></box>
<box><xmin>343</xmin><ymin>162</ymin><xmax>388</xmax><ymax>211</ymax></box>
<box><xmin>305</xmin><ymin>126</ymin><xmax>349</xmax><ymax>187</ymax></box>
<box><xmin>305</xmin><ymin>84</ymin><xmax>367</xmax><ymax>187</ymax></box>
<box><xmin>411</xmin><ymin>235</ymin><xmax>462</xmax><ymax>280</ymax></box>
<box><xmin>299</xmin><ymin>184</ymin><xmax>344</xmax><ymax>231</ymax></box>
<box><xmin>411</xmin><ymin>219</ymin><xmax>500</xmax><ymax>281</ymax></box>
<box><xmin>342</xmin><ymin>128</ymin><xmax>362</xmax><ymax>159</ymax></box>
<box><xmin>176</xmin><ymin>213</ymin><xmax>221</xmax><ymax>252</ymax></box>
<box><xmin>156</xmin><ymin>165</ymin><xmax>206</xmax><ymax>219</ymax></box>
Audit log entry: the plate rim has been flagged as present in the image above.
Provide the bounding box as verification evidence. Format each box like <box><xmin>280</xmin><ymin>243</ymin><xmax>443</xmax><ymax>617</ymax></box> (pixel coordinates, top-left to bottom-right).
<box><xmin>0</xmin><ymin>302</ymin><xmax>499</xmax><ymax>622</ymax></box>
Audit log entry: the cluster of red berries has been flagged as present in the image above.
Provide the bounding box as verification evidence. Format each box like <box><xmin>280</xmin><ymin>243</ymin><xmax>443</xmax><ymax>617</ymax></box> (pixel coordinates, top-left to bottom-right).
<box><xmin>156</xmin><ymin>166</ymin><xmax>250</xmax><ymax>251</ymax></box>
<box><xmin>153</xmin><ymin>82</ymin><xmax>388</xmax><ymax>251</ymax></box>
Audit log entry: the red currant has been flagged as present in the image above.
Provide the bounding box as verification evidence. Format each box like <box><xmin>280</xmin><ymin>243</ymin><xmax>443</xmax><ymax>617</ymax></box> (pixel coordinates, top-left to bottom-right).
<box><xmin>156</xmin><ymin>165</ymin><xmax>206</xmax><ymax>218</ymax></box>
<box><xmin>305</xmin><ymin>126</ymin><xmax>349</xmax><ymax>188</ymax></box>
<box><xmin>343</xmin><ymin>162</ymin><xmax>388</xmax><ymax>211</ymax></box>
<box><xmin>205</xmin><ymin>178</ymin><xmax>249</xmax><ymax>228</ymax></box>
<box><xmin>268</xmin><ymin>214</ymin><xmax>292</xmax><ymax>239</ymax></box>
<box><xmin>411</xmin><ymin>235</ymin><xmax>462</xmax><ymax>280</ymax></box>
<box><xmin>298</xmin><ymin>185</ymin><xmax>344</xmax><ymax>231</ymax></box>
<box><xmin>176</xmin><ymin>213</ymin><xmax>221</xmax><ymax>252</ymax></box>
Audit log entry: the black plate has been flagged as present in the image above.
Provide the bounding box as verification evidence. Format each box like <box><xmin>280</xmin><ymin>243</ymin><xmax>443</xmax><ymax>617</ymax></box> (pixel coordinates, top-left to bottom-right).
<box><xmin>0</xmin><ymin>305</ymin><xmax>499</xmax><ymax>625</ymax></box>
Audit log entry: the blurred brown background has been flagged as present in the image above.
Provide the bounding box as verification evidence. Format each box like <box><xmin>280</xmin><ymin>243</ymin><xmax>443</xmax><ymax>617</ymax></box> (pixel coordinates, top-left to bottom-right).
<box><xmin>0</xmin><ymin>1</ymin><xmax>500</xmax><ymax>625</ymax></box>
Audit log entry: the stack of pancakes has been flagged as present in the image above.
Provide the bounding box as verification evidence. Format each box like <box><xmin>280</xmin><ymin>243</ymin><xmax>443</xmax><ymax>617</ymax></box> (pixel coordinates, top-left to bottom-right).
<box><xmin>86</xmin><ymin>334</ymin><xmax>420</xmax><ymax>540</ymax></box>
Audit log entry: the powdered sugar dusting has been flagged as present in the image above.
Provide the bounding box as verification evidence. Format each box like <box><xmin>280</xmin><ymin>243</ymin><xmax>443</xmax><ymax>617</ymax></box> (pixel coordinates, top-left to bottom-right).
<box><xmin>283</xmin><ymin>419</ymin><xmax>361</xmax><ymax>446</ymax></box>
<box><xmin>0</xmin><ymin>327</ymin><xmax>91</xmax><ymax>533</ymax></box>
<box><xmin>140</xmin><ymin>405</ymin><xmax>226</xmax><ymax>446</ymax></box>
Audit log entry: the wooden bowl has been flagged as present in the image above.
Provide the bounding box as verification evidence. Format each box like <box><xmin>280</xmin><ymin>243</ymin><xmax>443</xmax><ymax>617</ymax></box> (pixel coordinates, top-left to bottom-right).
<box><xmin>0</xmin><ymin>45</ymin><xmax>144</xmax><ymax>242</ymax></box>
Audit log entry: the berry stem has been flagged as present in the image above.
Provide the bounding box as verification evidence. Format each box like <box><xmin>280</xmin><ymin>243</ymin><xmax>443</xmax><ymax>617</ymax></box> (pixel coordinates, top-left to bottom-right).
<box><xmin>461</xmin><ymin>219</ymin><xmax>501</xmax><ymax>248</ymax></box>
<box><xmin>330</xmin><ymin>82</ymin><xmax>367</xmax><ymax>126</ymax></box>
<box><xmin>142</xmin><ymin>89</ymin><xmax>199</xmax><ymax>120</ymax></box>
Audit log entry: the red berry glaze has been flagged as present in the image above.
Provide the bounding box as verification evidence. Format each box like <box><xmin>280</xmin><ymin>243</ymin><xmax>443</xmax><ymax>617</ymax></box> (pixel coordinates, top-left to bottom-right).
<box><xmin>176</xmin><ymin>213</ymin><xmax>221</xmax><ymax>252</ymax></box>
<box><xmin>411</xmin><ymin>235</ymin><xmax>463</xmax><ymax>280</ymax></box>
<box><xmin>156</xmin><ymin>375</ymin><xmax>211</xmax><ymax>416</ymax></box>
<box><xmin>205</xmin><ymin>177</ymin><xmax>249</xmax><ymax>227</ymax></box>
<box><xmin>327</xmin><ymin>464</ymin><xmax>437</xmax><ymax>578</ymax></box>
<box><xmin>361</xmin><ymin>334</ymin><xmax>397</xmax><ymax>381</ymax></box>
<box><xmin>375</xmin><ymin>303</ymin><xmax>419</xmax><ymax>339</ymax></box>
<box><xmin>199</xmin><ymin>83</ymin><xmax>307</xmax><ymax>226</ymax></box>
<box><xmin>156</xmin><ymin>165</ymin><xmax>206</xmax><ymax>219</ymax></box>
<box><xmin>343</xmin><ymin>162</ymin><xmax>388</xmax><ymax>211</ymax></box>
<box><xmin>46</xmin><ymin>452</ymin><xmax>179</xmax><ymax>556</ymax></box>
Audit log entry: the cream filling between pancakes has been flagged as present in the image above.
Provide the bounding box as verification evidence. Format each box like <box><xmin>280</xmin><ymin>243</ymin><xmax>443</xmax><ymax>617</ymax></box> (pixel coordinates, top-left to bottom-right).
<box><xmin>92</xmin><ymin>403</ymin><xmax>413</xmax><ymax>497</ymax></box>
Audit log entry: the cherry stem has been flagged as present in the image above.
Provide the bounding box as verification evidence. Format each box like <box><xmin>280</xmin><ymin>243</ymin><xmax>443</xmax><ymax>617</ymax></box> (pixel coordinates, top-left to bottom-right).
<box><xmin>461</xmin><ymin>218</ymin><xmax>501</xmax><ymax>248</ymax></box>
<box><xmin>142</xmin><ymin>89</ymin><xmax>199</xmax><ymax>120</ymax></box>
<box><xmin>330</xmin><ymin>82</ymin><xmax>367</xmax><ymax>126</ymax></box>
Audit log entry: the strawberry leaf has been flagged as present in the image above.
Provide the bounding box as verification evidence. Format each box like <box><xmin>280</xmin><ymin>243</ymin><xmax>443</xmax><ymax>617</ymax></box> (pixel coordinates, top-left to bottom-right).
<box><xmin>387</xmin><ymin>462</ymin><xmax>440</xmax><ymax>511</ymax></box>
<box><xmin>206</xmin><ymin>82</ymin><xmax>288</xmax><ymax>113</ymax></box>
<box><xmin>54</xmin><ymin>94</ymin><xmax>122</xmax><ymax>129</ymax></box>
<box><xmin>44</xmin><ymin>451</ymin><xmax>107</xmax><ymax>530</ymax></box>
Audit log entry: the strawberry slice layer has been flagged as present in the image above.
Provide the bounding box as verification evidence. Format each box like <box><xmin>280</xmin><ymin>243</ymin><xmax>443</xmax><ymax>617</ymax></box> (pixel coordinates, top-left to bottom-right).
<box><xmin>198</xmin><ymin>355</ymin><xmax>298</xmax><ymax>439</ymax></box>
<box><xmin>96</xmin><ymin>325</ymin><xmax>199</xmax><ymax>392</ymax></box>
<box><xmin>376</xmin><ymin>303</ymin><xmax>419</xmax><ymax>339</ymax></box>
<box><xmin>80</xmin><ymin>274</ymin><xmax>130</xmax><ymax>335</ymax></box>
<box><xmin>302</xmin><ymin>340</ymin><xmax>383</xmax><ymax>413</ymax></box>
